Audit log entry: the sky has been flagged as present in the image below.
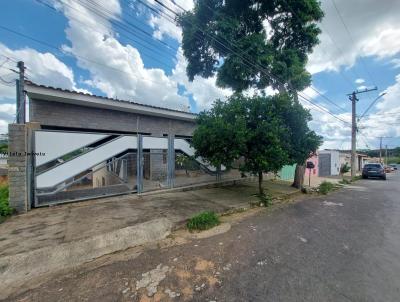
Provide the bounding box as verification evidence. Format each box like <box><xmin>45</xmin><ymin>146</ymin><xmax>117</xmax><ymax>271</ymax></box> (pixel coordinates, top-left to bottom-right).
<box><xmin>0</xmin><ymin>0</ymin><xmax>399</xmax><ymax>150</ymax></box>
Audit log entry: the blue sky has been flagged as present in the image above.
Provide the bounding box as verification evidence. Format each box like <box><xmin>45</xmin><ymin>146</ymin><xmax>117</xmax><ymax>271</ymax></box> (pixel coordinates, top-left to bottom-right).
<box><xmin>0</xmin><ymin>0</ymin><xmax>400</xmax><ymax>150</ymax></box>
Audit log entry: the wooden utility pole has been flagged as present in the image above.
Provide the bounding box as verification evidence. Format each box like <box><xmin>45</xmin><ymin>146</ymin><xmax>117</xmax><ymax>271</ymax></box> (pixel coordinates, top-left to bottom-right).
<box><xmin>347</xmin><ymin>87</ymin><xmax>377</xmax><ymax>178</ymax></box>
<box><xmin>16</xmin><ymin>61</ymin><xmax>26</xmax><ymax>123</ymax></box>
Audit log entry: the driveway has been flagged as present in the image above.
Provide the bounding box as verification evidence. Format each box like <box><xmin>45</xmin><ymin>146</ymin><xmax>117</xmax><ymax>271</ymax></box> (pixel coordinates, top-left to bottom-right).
<box><xmin>8</xmin><ymin>172</ymin><xmax>400</xmax><ymax>301</ymax></box>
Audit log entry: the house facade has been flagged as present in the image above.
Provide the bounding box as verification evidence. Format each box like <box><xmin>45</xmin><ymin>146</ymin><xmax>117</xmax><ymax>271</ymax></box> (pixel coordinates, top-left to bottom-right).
<box><xmin>8</xmin><ymin>82</ymin><xmax>239</xmax><ymax>212</ymax></box>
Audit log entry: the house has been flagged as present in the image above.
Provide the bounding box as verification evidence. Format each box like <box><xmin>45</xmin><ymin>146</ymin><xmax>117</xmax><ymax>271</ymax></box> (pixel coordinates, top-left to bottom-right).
<box><xmin>338</xmin><ymin>151</ymin><xmax>368</xmax><ymax>172</ymax></box>
<box><xmin>8</xmin><ymin>82</ymin><xmax>239</xmax><ymax>212</ymax></box>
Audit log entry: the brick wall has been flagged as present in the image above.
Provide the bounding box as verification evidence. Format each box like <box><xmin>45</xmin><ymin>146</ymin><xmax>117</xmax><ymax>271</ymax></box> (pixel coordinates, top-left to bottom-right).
<box><xmin>8</xmin><ymin>124</ymin><xmax>28</xmax><ymax>213</ymax></box>
<box><xmin>30</xmin><ymin>99</ymin><xmax>196</xmax><ymax>136</ymax></box>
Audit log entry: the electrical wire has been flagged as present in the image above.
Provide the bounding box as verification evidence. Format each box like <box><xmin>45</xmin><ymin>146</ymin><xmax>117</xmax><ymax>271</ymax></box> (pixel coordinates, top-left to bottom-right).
<box><xmin>330</xmin><ymin>0</ymin><xmax>377</xmax><ymax>87</ymax></box>
<box><xmin>35</xmin><ymin>0</ymin><xmax>178</xmax><ymax>70</ymax></box>
<box><xmin>159</xmin><ymin>0</ymin><xmax>352</xmax><ymax>125</ymax></box>
<box><xmin>0</xmin><ymin>25</ymin><xmax>178</xmax><ymax>86</ymax></box>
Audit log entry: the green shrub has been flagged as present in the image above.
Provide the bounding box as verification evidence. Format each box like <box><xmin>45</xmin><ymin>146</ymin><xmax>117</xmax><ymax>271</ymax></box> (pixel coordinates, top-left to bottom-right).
<box><xmin>318</xmin><ymin>181</ymin><xmax>335</xmax><ymax>195</ymax></box>
<box><xmin>187</xmin><ymin>211</ymin><xmax>220</xmax><ymax>231</ymax></box>
<box><xmin>0</xmin><ymin>185</ymin><xmax>13</xmax><ymax>216</ymax></box>
<box><xmin>340</xmin><ymin>163</ymin><xmax>351</xmax><ymax>175</ymax></box>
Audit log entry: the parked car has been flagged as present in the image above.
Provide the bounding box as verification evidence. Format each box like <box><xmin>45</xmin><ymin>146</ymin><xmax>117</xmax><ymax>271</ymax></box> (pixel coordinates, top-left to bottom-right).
<box><xmin>362</xmin><ymin>163</ymin><xmax>386</xmax><ymax>180</ymax></box>
<box><xmin>389</xmin><ymin>164</ymin><xmax>398</xmax><ymax>170</ymax></box>
<box><xmin>384</xmin><ymin>165</ymin><xmax>393</xmax><ymax>173</ymax></box>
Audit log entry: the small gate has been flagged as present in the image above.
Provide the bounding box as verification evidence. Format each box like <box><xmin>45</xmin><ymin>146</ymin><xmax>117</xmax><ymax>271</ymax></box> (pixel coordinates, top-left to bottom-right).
<box><xmin>318</xmin><ymin>153</ymin><xmax>331</xmax><ymax>177</ymax></box>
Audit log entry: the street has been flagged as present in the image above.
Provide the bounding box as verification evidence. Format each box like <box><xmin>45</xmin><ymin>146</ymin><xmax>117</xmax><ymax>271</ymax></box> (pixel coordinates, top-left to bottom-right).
<box><xmin>9</xmin><ymin>172</ymin><xmax>400</xmax><ymax>302</ymax></box>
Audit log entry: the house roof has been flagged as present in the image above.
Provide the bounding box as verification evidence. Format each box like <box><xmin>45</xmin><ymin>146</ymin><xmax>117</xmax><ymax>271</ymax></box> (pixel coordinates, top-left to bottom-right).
<box><xmin>24</xmin><ymin>81</ymin><xmax>197</xmax><ymax>122</ymax></box>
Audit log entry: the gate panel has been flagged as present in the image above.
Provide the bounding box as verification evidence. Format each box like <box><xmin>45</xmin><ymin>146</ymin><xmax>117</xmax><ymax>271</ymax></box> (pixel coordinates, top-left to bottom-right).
<box><xmin>33</xmin><ymin>130</ymin><xmax>138</xmax><ymax>206</ymax></box>
<box><xmin>318</xmin><ymin>153</ymin><xmax>331</xmax><ymax>177</ymax></box>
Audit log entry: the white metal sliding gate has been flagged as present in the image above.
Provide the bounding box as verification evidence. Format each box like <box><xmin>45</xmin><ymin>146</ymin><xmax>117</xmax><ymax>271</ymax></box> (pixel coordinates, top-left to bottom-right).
<box><xmin>32</xmin><ymin>130</ymin><xmax>224</xmax><ymax>206</ymax></box>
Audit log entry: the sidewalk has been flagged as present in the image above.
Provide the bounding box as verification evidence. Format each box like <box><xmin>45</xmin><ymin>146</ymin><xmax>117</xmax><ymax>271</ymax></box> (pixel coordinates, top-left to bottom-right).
<box><xmin>303</xmin><ymin>175</ymin><xmax>342</xmax><ymax>188</ymax></box>
<box><xmin>0</xmin><ymin>178</ymin><xmax>298</xmax><ymax>299</ymax></box>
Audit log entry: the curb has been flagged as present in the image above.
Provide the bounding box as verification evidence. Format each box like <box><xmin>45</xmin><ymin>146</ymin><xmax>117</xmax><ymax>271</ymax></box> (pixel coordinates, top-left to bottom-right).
<box><xmin>0</xmin><ymin>218</ymin><xmax>173</xmax><ymax>300</ymax></box>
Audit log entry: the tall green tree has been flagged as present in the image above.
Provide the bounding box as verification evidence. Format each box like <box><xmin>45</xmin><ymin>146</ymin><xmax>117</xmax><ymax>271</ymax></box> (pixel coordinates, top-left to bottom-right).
<box><xmin>180</xmin><ymin>0</ymin><xmax>324</xmax><ymax>189</ymax></box>
<box><xmin>270</xmin><ymin>93</ymin><xmax>322</xmax><ymax>187</ymax></box>
<box><xmin>178</xmin><ymin>0</ymin><xmax>323</xmax><ymax>93</ymax></box>
<box><xmin>192</xmin><ymin>94</ymin><xmax>289</xmax><ymax>195</ymax></box>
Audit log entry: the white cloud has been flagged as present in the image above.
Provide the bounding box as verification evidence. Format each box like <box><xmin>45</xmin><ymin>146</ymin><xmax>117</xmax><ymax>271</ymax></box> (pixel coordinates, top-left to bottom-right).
<box><xmin>171</xmin><ymin>50</ymin><xmax>231</xmax><ymax>110</ymax></box>
<box><xmin>391</xmin><ymin>58</ymin><xmax>400</xmax><ymax>69</ymax></box>
<box><xmin>307</xmin><ymin>0</ymin><xmax>400</xmax><ymax>75</ymax></box>
<box><xmin>0</xmin><ymin>43</ymin><xmax>77</xmax><ymax>100</ymax></box>
<box><xmin>58</xmin><ymin>0</ymin><xmax>191</xmax><ymax>111</ymax></box>
<box><xmin>146</xmin><ymin>0</ymin><xmax>194</xmax><ymax>42</ymax></box>
<box><xmin>355</xmin><ymin>78</ymin><xmax>365</xmax><ymax>84</ymax></box>
<box><xmin>376</xmin><ymin>74</ymin><xmax>400</xmax><ymax>112</ymax></box>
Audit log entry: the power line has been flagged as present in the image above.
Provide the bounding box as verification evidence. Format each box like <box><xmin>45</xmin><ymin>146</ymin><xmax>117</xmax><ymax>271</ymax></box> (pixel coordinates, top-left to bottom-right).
<box><xmin>35</xmin><ymin>0</ymin><xmax>177</xmax><ymax>70</ymax></box>
<box><xmin>71</xmin><ymin>0</ymin><xmax>179</xmax><ymax>54</ymax></box>
<box><xmin>330</xmin><ymin>0</ymin><xmax>377</xmax><ymax>87</ymax></box>
<box><xmin>278</xmin><ymin>0</ymin><xmax>357</xmax><ymax>100</ymax></box>
<box><xmin>193</xmin><ymin>0</ymin><xmax>349</xmax><ymax>114</ymax></box>
<box><xmin>0</xmin><ymin>25</ymin><xmax>178</xmax><ymax>87</ymax></box>
<box><xmin>358</xmin><ymin>92</ymin><xmax>387</xmax><ymax>120</ymax></box>
<box><xmin>160</xmin><ymin>0</ymin><xmax>351</xmax><ymax>124</ymax></box>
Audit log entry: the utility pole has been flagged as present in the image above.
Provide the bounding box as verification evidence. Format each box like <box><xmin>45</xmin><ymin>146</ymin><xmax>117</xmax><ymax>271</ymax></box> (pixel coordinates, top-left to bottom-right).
<box><xmin>385</xmin><ymin>145</ymin><xmax>388</xmax><ymax>166</ymax></box>
<box><xmin>16</xmin><ymin>61</ymin><xmax>26</xmax><ymax>123</ymax></box>
<box><xmin>349</xmin><ymin>92</ymin><xmax>358</xmax><ymax>178</ymax></box>
<box><xmin>347</xmin><ymin>87</ymin><xmax>377</xmax><ymax>178</ymax></box>
<box><xmin>379</xmin><ymin>137</ymin><xmax>383</xmax><ymax>163</ymax></box>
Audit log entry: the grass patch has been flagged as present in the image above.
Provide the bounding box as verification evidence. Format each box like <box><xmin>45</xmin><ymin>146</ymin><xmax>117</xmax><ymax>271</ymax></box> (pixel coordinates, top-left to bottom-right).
<box><xmin>318</xmin><ymin>181</ymin><xmax>335</xmax><ymax>195</ymax></box>
<box><xmin>187</xmin><ymin>211</ymin><xmax>220</xmax><ymax>231</ymax></box>
<box><xmin>0</xmin><ymin>185</ymin><xmax>13</xmax><ymax>218</ymax></box>
<box><xmin>339</xmin><ymin>178</ymin><xmax>351</xmax><ymax>185</ymax></box>
<box><xmin>351</xmin><ymin>175</ymin><xmax>362</xmax><ymax>182</ymax></box>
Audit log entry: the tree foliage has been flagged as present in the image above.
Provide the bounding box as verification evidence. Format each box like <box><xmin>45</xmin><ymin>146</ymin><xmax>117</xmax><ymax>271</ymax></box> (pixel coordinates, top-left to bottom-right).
<box><xmin>181</xmin><ymin>0</ymin><xmax>324</xmax><ymax>191</ymax></box>
<box><xmin>178</xmin><ymin>0</ymin><xmax>323</xmax><ymax>93</ymax></box>
<box><xmin>192</xmin><ymin>93</ymin><xmax>321</xmax><ymax>194</ymax></box>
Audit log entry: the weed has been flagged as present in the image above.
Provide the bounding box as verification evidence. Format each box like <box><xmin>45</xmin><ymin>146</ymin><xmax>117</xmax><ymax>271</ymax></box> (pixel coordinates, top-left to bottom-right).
<box><xmin>339</xmin><ymin>178</ymin><xmax>351</xmax><ymax>185</ymax></box>
<box><xmin>351</xmin><ymin>175</ymin><xmax>362</xmax><ymax>182</ymax></box>
<box><xmin>0</xmin><ymin>185</ymin><xmax>13</xmax><ymax>217</ymax></box>
<box><xmin>187</xmin><ymin>211</ymin><xmax>220</xmax><ymax>231</ymax></box>
<box><xmin>318</xmin><ymin>181</ymin><xmax>335</xmax><ymax>195</ymax></box>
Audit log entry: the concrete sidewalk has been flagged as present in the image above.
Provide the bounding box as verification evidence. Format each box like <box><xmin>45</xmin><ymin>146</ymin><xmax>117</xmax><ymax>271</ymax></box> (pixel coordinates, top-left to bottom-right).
<box><xmin>0</xmin><ymin>179</ymin><xmax>298</xmax><ymax>298</ymax></box>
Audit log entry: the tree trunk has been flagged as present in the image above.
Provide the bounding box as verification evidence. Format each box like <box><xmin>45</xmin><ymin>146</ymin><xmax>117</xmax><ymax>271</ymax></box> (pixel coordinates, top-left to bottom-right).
<box><xmin>292</xmin><ymin>164</ymin><xmax>306</xmax><ymax>189</ymax></box>
<box><xmin>258</xmin><ymin>171</ymin><xmax>264</xmax><ymax>195</ymax></box>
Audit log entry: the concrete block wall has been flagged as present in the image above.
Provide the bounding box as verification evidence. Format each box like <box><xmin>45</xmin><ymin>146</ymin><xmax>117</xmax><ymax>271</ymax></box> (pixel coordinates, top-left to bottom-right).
<box><xmin>8</xmin><ymin>124</ymin><xmax>28</xmax><ymax>213</ymax></box>
<box><xmin>150</xmin><ymin>149</ymin><xmax>167</xmax><ymax>181</ymax></box>
<box><xmin>30</xmin><ymin>99</ymin><xmax>196</xmax><ymax>137</ymax></box>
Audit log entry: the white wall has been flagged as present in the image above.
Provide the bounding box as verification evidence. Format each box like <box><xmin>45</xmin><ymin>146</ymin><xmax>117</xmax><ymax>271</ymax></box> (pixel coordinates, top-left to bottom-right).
<box><xmin>319</xmin><ymin>150</ymin><xmax>340</xmax><ymax>176</ymax></box>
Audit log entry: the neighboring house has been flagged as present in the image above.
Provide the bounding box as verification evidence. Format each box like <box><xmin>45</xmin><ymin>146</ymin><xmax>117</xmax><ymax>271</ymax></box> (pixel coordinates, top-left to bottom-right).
<box><xmin>339</xmin><ymin>151</ymin><xmax>368</xmax><ymax>172</ymax></box>
<box><xmin>318</xmin><ymin>150</ymin><xmax>340</xmax><ymax>176</ymax></box>
<box><xmin>304</xmin><ymin>154</ymin><xmax>319</xmax><ymax>178</ymax></box>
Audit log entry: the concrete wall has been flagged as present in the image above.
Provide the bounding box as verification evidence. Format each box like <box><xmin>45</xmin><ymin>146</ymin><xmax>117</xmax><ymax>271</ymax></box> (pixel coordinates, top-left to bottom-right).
<box><xmin>30</xmin><ymin>99</ymin><xmax>196</xmax><ymax>136</ymax></box>
<box><xmin>8</xmin><ymin>124</ymin><xmax>28</xmax><ymax>213</ymax></box>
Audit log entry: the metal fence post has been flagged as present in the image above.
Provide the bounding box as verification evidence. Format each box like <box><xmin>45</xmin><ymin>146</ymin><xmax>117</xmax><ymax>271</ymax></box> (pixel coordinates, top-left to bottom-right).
<box><xmin>136</xmin><ymin>134</ymin><xmax>143</xmax><ymax>193</ymax></box>
<box><xmin>167</xmin><ymin>134</ymin><xmax>175</xmax><ymax>188</ymax></box>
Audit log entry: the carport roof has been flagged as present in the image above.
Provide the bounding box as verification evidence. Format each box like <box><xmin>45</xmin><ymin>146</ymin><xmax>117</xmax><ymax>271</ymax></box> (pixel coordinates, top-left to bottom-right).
<box><xmin>24</xmin><ymin>81</ymin><xmax>197</xmax><ymax>122</ymax></box>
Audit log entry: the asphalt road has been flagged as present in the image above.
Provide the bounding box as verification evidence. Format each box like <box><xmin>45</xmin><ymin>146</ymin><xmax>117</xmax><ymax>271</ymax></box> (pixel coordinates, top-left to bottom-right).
<box><xmin>9</xmin><ymin>172</ymin><xmax>400</xmax><ymax>302</ymax></box>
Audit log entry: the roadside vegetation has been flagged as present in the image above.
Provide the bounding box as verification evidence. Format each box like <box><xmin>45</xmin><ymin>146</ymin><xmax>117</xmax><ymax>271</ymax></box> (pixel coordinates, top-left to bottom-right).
<box><xmin>339</xmin><ymin>178</ymin><xmax>351</xmax><ymax>185</ymax></box>
<box><xmin>187</xmin><ymin>211</ymin><xmax>220</xmax><ymax>231</ymax></box>
<box><xmin>318</xmin><ymin>181</ymin><xmax>335</xmax><ymax>195</ymax></box>
<box><xmin>178</xmin><ymin>0</ymin><xmax>324</xmax><ymax>195</ymax></box>
<box><xmin>0</xmin><ymin>184</ymin><xmax>12</xmax><ymax>222</ymax></box>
